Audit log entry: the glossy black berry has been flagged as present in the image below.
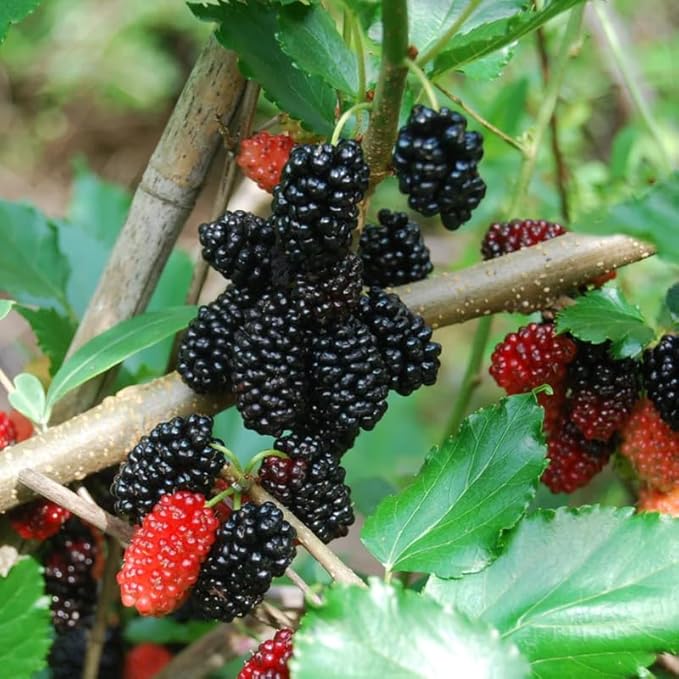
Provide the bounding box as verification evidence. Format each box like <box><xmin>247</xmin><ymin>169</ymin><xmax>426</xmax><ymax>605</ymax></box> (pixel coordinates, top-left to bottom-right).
<box><xmin>292</xmin><ymin>254</ymin><xmax>363</xmax><ymax>324</ymax></box>
<box><xmin>49</xmin><ymin>623</ymin><xmax>123</xmax><ymax>679</ymax></box>
<box><xmin>272</xmin><ymin>140</ymin><xmax>370</xmax><ymax>270</ymax></box>
<box><xmin>309</xmin><ymin>316</ymin><xmax>389</xmax><ymax>437</ymax></box>
<box><xmin>199</xmin><ymin>211</ymin><xmax>276</xmax><ymax>290</ymax></box>
<box><xmin>359</xmin><ymin>209</ymin><xmax>433</xmax><ymax>287</ymax></box>
<box><xmin>191</xmin><ymin>502</ymin><xmax>296</xmax><ymax>621</ymax></box>
<box><xmin>231</xmin><ymin>291</ymin><xmax>308</xmax><ymax>436</ymax></box>
<box><xmin>259</xmin><ymin>453</ymin><xmax>354</xmax><ymax>544</ymax></box>
<box><xmin>643</xmin><ymin>334</ymin><xmax>679</xmax><ymax>431</ymax></box>
<box><xmin>274</xmin><ymin>426</ymin><xmax>356</xmax><ymax>461</ymax></box>
<box><xmin>393</xmin><ymin>105</ymin><xmax>485</xmax><ymax>230</ymax></box>
<box><xmin>177</xmin><ymin>285</ymin><xmax>256</xmax><ymax>394</ymax></box>
<box><xmin>359</xmin><ymin>288</ymin><xmax>441</xmax><ymax>396</ymax></box>
<box><xmin>111</xmin><ymin>414</ymin><xmax>223</xmax><ymax>523</ymax></box>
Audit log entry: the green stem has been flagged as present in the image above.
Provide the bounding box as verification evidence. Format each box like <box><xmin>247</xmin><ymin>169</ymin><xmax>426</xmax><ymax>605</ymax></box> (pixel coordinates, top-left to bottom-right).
<box><xmin>244</xmin><ymin>449</ymin><xmax>288</xmax><ymax>476</ymax></box>
<box><xmin>351</xmin><ymin>12</ymin><xmax>367</xmax><ymax>99</ymax></box>
<box><xmin>206</xmin><ymin>485</ymin><xmax>235</xmax><ymax>508</ymax></box>
<box><xmin>331</xmin><ymin>102</ymin><xmax>373</xmax><ymax>144</ymax></box>
<box><xmin>405</xmin><ymin>58</ymin><xmax>439</xmax><ymax>110</ymax></box>
<box><xmin>233</xmin><ymin>492</ymin><xmax>242</xmax><ymax>511</ymax></box>
<box><xmin>210</xmin><ymin>442</ymin><xmax>243</xmax><ymax>476</ymax></box>
<box><xmin>440</xmin><ymin>314</ymin><xmax>493</xmax><ymax>443</ymax></box>
<box><xmin>507</xmin><ymin>5</ymin><xmax>584</xmax><ymax>217</ymax></box>
<box><xmin>592</xmin><ymin>3</ymin><xmax>671</xmax><ymax>173</ymax></box>
<box><xmin>416</xmin><ymin>0</ymin><xmax>483</xmax><ymax>67</ymax></box>
<box><xmin>362</xmin><ymin>0</ymin><xmax>409</xmax><ymax>187</ymax></box>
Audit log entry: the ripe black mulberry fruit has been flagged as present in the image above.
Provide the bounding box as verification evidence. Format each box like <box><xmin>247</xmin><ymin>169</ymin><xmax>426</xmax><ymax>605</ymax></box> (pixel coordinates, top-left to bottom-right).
<box><xmin>177</xmin><ymin>285</ymin><xmax>256</xmax><ymax>394</ymax></box>
<box><xmin>358</xmin><ymin>288</ymin><xmax>441</xmax><ymax>396</ymax></box>
<box><xmin>191</xmin><ymin>502</ymin><xmax>296</xmax><ymax>621</ymax></box>
<box><xmin>642</xmin><ymin>334</ymin><xmax>679</xmax><ymax>431</ymax></box>
<box><xmin>111</xmin><ymin>414</ymin><xmax>223</xmax><ymax>523</ymax></box>
<box><xmin>393</xmin><ymin>105</ymin><xmax>485</xmax><ymax>230</ymax></box>
<box><xmin>49</xmin><ymin>623</ymin><xmax>123</xmax><ymax>679</ymax></box>
<box><xmin>274</xmin><ymin>426</ymin><xmax>356</xmax><ymax>461</ymax></box>
<box><xmin>231</xmin><ymin>291</ymin><xmax>307</xmax><ymax>436</ymax></box>
<box><xmin>272</xmin><ymin>140</ymin><xmax>369</xmax><ymax>270</ymax></box>
<box><xmin>199</xmin><ymin>211</ymin><xmax>276</xmax><ymax>291</ymax></box>
<box><xmin>309</xmin><ymin>316</ymin><xmax>389</xmax><ymax>437</ymax></box>
<box><xmin>359</xmin><ymin>209</ymin><xmax>433</xmax><ymax>287</ymax></box>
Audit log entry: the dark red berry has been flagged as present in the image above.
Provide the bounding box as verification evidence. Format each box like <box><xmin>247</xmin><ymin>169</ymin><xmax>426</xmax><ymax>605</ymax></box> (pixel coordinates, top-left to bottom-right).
<box><xmin>238</xmin><ymin>628</ymin><xmax>293</xmax><ymax>679</ymax></box>
<box><xmin>481</xmin><ymin>219</ymin><xmax>566</xmax><ymax>260</ymax></box>
<box><xmin>124</xmin><ymin>643</ymin><xmax>173</xmax><ymax>679</ymax></box>
<box><xmin>10</xmin><ymin>500</ymin><xmax>71</xmax><ymax>541</ymax></box>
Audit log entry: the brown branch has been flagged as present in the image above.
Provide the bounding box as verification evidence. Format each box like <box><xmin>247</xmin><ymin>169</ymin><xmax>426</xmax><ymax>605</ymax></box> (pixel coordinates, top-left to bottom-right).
<box><xmin>0</xmin><ymin>233</ymin><xmax>654</xmax><ymax>515</ymax></box>
<box><xmin>53</xmin><ymin>36</ymin><xmax>247</xmax><ymax>422</ymax></box>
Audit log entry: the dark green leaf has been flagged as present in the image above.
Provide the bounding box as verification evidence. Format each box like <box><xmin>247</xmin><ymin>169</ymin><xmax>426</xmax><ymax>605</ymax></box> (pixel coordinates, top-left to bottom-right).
<box><xmin>124</xmin><ymin>617</ymin><xmax>216</xmax><ymax>645</ymax></box>
<box><xmin>571</xmin><ymin>172</ymin><xmax>679</xmax><ymax>263</ymax></box>
<box><xmin>0</xmin><ymin>300</ymin><xmax>16</xmax><ymax>321</ymax></box>
<box><xmin>361</xmin><ymin>394</ymin><xmax>546</xmax><ymax>577</ymax></box>
<box><xmin>431</xmin><ymin>0</ymin><xmax>585</xmax><ymax>76</ymax></box>
<box><xmin>0</xmin><ymin>201</ymin><xmax>71</xmax><ymax>313</ymax></box>
<box><xmin>555</xmin><ymin>288</ymin><xmax>655</xmax><ymax>358</ymax></box>
<box><xmin>46</xmin><ymin>306</ymin><xmax>198</xmax><ymax>410</ymax></box>
<box><xmin>17</xmin><ymin>307</ymin><xmax>77</xmax><ymax>376</ymax></box>
<box><xmin>426</xmin><ymin>507</ymin><xmax>679</xmax><ymax>678</ymax></box>
<box><xmin>666</xmin><ymin>283</ymin><xmax>679</xmax><ymax>318</ymax></box>
<box><xmin>0</xmin><ymin>0</ymin><xmax>42</xmax><ymax>44</ymax></box>
<box><xmin>277</xmin><ymin>4</ymin><xmax>358</xmax><ymax>95</ymax></box>
<box><xmin>190</xmin><ymin>1</ymin><xmax>336</xmax><ymax>135</ymax></box>
<box><xmin>9</xmin><ymin>374</ymin><xmax>47</xmax><ymax>428</ymax></box>
<box><xmin>292</xmin><ymin>579</ymin><xmax>529</xmax><ymax>679</ymax></box>
<box><xmin>0</xmin><ymin>558</ymin><xmax>51</xmax><ymax>678</ymax></box>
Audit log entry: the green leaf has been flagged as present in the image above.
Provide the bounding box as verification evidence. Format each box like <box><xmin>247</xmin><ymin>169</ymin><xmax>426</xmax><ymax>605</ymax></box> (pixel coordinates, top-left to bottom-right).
<box><xmin>0</xmin><ymin>558</ymin><xmax>51</xmax><ymax>678</ymax></box>
<box><xmin>430</xmin><ymin>0</ymin><xmax>586</xmax><ymax>77</ymax></box>
<box><xmin>124</xmin><ymin>617</ymin><xmax>217</xmax><ymax>645</ymax></box>
<box><xmin>277</xmin><ymin>4</ymin><xmax>358</xmax><ymax>95</ymax></box>
<box><xmin>190</xmin><ymin>1</ymin><xmax>336</xmax><ymax>135</ymax></box>
<box><xmin>426</xmin><ymin>507</ymin><xmax>679</xmax><ymax>678</ymax></box>
<box><xmin>17</xmin><ymin>307</ymin><xmax>77</xmax><ymax>376</ymax></box>
<box><xmin>0</xmin><ymin>300</ymin><xmax>16</xmax><ymax>321</ymax></box>
<box><xmin>555</xmin><ymin>288</ymin><xmax>655</xmax><ymax>358</ymax></box>
<box><xmin>571</xmin><ymin>172</ymin><xmax>679</xmax><ymax>263</ymax></box>
<box><xmin>292</xmin><ymin>579</ymin><xmax>529</xmax><ymax>679</ymax></box>
<box><xmin>9</xmin><ymin>374</ymin><xmax>48</xmax><ymax>428</ymax></box>
<box><xmin>0</xmin><ymin>0</ymin><xmax>42</xmax><ymax>45</ymax></box>
<box><xmin>462</xmin><ymin>42</ymin><xmax>516</xmax><ymax>80</ymax></box>
<box><xmin>361</xmin><ymin>394</ymin><xmax>546</xmax><ymax>577</ymax></box>
<box><xmin>46</xmin><ymin>306</ymin><xmax>197</xmax><ymax>410</ymax></box>
<box><xmin>0</xmin><ymin>201</ymin><xmax>71</xmax><ymax>313</ymax></box>
<box><xmin>666</xmin><ymin>283</ymin><xmax>679</xmax><ymax>318</ymax></box>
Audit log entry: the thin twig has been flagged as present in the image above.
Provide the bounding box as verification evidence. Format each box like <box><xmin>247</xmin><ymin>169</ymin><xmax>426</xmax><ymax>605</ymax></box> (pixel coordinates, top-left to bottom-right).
<box><xmin>0</xmin><ymin>366</ymin><xmax>14</xmax><ymax>395</ymax></box>
<box><xmin>253</xmin><ymin>600</ymin><xmax>296</xmax><ymax>629</ymax></box>
<box><xmin>82</xmin><ymin>539</ymin><xmax>122</xmax><ymax>679</ymax></box>
<box><xmin>285</xmin><ymin>567</ymin><xmax>323</xmax><ymax>607</ymax></box>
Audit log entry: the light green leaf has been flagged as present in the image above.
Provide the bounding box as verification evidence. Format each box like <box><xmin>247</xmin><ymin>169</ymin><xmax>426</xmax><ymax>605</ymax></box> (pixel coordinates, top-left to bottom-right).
<box><xmin>9</xmin><ymin>374</ymin><xmax>48</xmax><ymax>428</ymax></box>
<box><xmin>361</xmin><ymin>394</ymin><xmax>546</xmax><ymax>577</ymax></box>
<box><xmin>189</xmin><ymin>1</ymin><xmax>336</xmax><ymax>135</ymax></box>
<box><xmin>0</xmin><ymin>0</ymin><xmax>42</xmax><ymax>44</ymax></box>
<box><xmin>292</xmin><ymin>579</ymin><xmax>529</xmax><ymax>679</ymax></box>
<box><xmin>0</xmin><ymin>300</ymin><xmax>16</xmax><ymax>321</ymax></box>
<box><xmin>571</xmin><ymin>172</ymin><xmax>679</xmax><ymax>264</ymax></box>
<box><xmin>426</xmin><ymin>507</ymin><xmax>679</xmax><ymax>678</ymax></box>
<box><xmin>0</xmin><ymin>558</ymin><xmax>51</xmax><ymax>678</ymax></box>
<box><xmin>0</xmin><ymin>201</ymin><xmax>71</xmax><ymax>313</ymax></box>
<box><xmin>431</xmin><ymin>0</ymin><xmax>586</xmax><ymax>76</ymax></box>
<box><xmin>277</xmin><ymin>4</ymin><xmax>358</xmax><ymax>95</ymax></box>
<box><xmin>17</xmin><ymin>307</ymin><xmax>77</xmax><ymax>376</ymax></box>
<box><xmin>555</xmin><ymin>288</ymin><xmax>655</xmax><ymax>358</ymax></box>
<box><xmin>46</xmin><ymin>306</ymin><xmax>198</xmax><ymax>410</ymax></box>
<box><xmin>462</xmin><ymin>42</ymin><xmax>516</xmax><ymax>80</ymax></box>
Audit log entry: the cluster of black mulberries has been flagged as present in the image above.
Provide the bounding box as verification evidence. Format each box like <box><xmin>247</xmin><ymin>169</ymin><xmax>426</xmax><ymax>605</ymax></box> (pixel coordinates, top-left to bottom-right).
<box><xmin>642</xmin><ymin>334</ymin><xmax>679</xmax><ymax>431</ymax></box>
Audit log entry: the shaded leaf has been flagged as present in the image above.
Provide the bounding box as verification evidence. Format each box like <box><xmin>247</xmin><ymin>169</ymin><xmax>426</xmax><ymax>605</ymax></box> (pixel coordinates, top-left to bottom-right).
<box><xmin>124</xmin><ymin>617</ymin><xmax>217</xmax><ymax>645</ymax></box>
<box><xmin>17</xmin><ymin>307</ymin><xmax>77</xmax><ymax>376</ymax></box>
<box><xmin>9</xmin><ymin>374</ymin><xmax>48</xmax><ymax>428</ymax></box>
<box><xmin>556</xmin><ymin>288</ymin><xmax>655</xmax><ymax>358</ymax></box>
<box><xmin>190</xmin><ymin>1</ymin><xmax>336</xmax><ymax>135</ymax></box>
<box><xmin>0</xmin><ymin>0</ymin><xmax>42</xmax><ymax>44</ymax></box>
<box><xmin>0</xmin><ymin>300</ymin><xmax>16</xmax><ymax>321</ymax></box>
<box><xmin>46</xmin><ymin>306</ymin><xmax>198</xmax><ymax>410</ymax></box>
<box><xmin>361</xmin><ymin>394</ymin><xmax>546</xmax><ymax>577</ymax></box>
<box><xmin>426</xmin><ymin>507</ymin><xmax>679</xmax><ymax>678</ymax></box>
<box><xmin>0</xmin><ymin>558</ymin><xmax>51</xmax><ymax>678</ymax></box>
<box><xmin>292</xmin><ymin>579</ymin><xmax>529</xmax><ymax>679</ymax></box>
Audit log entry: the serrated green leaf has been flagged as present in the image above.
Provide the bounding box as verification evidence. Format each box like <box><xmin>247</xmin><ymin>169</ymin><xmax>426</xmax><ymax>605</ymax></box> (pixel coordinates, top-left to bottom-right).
<box><xmin>666</xmin><ymin>283</ymin><xmax>679</xmax><ymax>318</ymax></box>
<box><xmin>361</xmin><ymin>394</ymin><xmax>546</xmax><ymax>577</ymax></box>
<box><xmin>426</xmin><ymin>507</ymin><xmax>679</xmax><ymax>678</ymax></box>
<box><xmin>9</xmin><ymin>374</ymin><xmax>47</xmax><ymax>428</ymax></box>
<box><xmin>555</xmin><ymin>288</ymin><xmax>655</xmax><ymax>358</ymax></box>
<box><xmin>430</xmin><ymin>0</ymin><xmax>585</xmax><ymax>77</ymax></box>
<box><xmin>17</xmin><ymin>307</ymin><xmax>77</xmax><ymax>376</ymax></box>
<box><xmin>190</xmin><ymin>1</ymin><xmax>336</xmax><ymax>135</ymax></box>
<box><xmin>462</xmin><ymin>42</ymin><xmax>516</xmax><ymax>80</ymax></box>
<box><xmin>0</xmin><ymin>201</ymin><xmax>71</xmax><ymax>313</ymax></box>
<box><xmin>0</xmin><ymin>558</ymin><xmax>51</xmax><ymax>678</ymax></box>
<box><xmin>571</xmin><ymin>172</ymin><xmax>679</xmax><ymax>263</ymax></box>
<box><xmin>124</xmin><ymin>617</ymin><xmax>217</xmax><ymax>645</ymax></box>
<box><xmin>0</xmin><ymin>300</ymin><xmax>16</xmax><ymax>321</ymax></box>
<box><xmin>292</xmin><ymin>579</ymin><xmax>529</xmax><ymax>679</ymax></box>
<box><xmin>46</xmin><ymin>306</ymin><xmax>197</xmax><ymax>410</ymax></box>
<box><xmin>277</xmin><ymin>4</ymin><xmax>358</xmax><ymax>95</ymax></box>
<box><xmin>0</xmin><ymin>0</ymin><xmax>42</xmax><ymax>44</ymax></box>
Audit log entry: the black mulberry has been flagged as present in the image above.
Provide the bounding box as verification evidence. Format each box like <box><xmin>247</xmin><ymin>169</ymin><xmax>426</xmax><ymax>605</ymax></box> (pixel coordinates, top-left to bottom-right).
<box><xmin>643</xmin><ymin>334</ymin><xmax>679</xmax><ymax>431</ymax></box>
